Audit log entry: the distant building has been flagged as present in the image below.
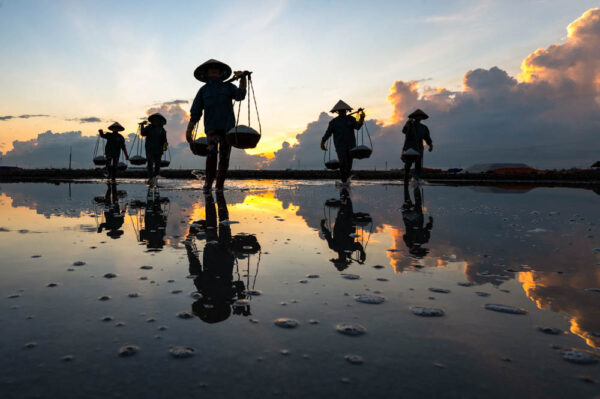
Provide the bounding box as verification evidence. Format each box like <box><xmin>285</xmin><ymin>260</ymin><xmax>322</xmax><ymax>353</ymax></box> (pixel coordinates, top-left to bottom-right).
<box><xmin>466</xmin><ymin>163</ymin><xmax>538</xmax><ymax>174</ymax></box>
<box><xmin>592</xmin><ymin>161</ymin><xmax>600</xmax><ymax>169</ymax></box>
<box><xmin>0</xmin><ymin>166</ymin><xmax>22</xmax><ymax>171</ymax></box>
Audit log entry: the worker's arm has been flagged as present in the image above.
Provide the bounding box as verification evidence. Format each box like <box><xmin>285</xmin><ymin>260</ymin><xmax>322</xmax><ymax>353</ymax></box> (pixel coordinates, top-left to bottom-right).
<box><xmin>321</xmin><ymin>122</ymin><xmax>334</xmax><ymax>150</ymax></box>
<box><xmin>98</xmin><ymin>129</ymin><xmax>107</xmax><ymax>139</ymax></box>
<box><xmin>354</xmin><ymin>109</ymin><xmax>365</xmax><ymax>129</ymax></box>
<box><xmin>402</xmin><ymin>119</ymin><xmax>413</xmax><ymax>135</ymax></box>
<box><xmin>231</xmin><ymin>71</ymin><xmax>248</xmax><ymax>101</ymax></box>
<box><xmin>162</xmin><ymin>128</ymin><xmax>168</xmax><ymax>150</ymax></box>
<box><xmin>121</xmin><ymin>137</ymin><xmax>129</xmax><ymax>160</ymax></box>
<box><xmin>140</xmin><ymin>122</ymin><xmax>149</xmax><ymax>137</ymax></box>
<box><xmin>423</xmin><ymin>125</ymin><xmax>433</xmax><ymax>151</ymax></box>
<box><xmin>186</xmin><ymin>88</ymin><xmax>204</xmax><ymax>142</ymax></box>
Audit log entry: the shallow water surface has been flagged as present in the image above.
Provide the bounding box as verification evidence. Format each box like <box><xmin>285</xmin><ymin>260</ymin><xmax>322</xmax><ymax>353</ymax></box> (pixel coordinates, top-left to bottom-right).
<box><xmin>0</xmin><ymin>180</ymin><xmax>598</xmax><ymax>398</ymax></box>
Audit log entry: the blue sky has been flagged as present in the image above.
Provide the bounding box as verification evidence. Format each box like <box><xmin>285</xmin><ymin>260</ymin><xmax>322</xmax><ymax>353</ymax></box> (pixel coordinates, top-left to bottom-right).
<box><xmin>0</xmin><ymin>0</ymin><xmax>596</xmax><ymax>155</ymax></box>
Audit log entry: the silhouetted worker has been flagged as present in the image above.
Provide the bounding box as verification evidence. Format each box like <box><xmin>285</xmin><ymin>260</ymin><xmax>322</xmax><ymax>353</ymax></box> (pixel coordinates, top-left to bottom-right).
<box><xmin>185</xmin><ymin>59</ymin><xmax>248</xmax><ymax>192</ymax></box>
<box><xmin>401</xmin><ymin>109</ymin><xmax>432</xmax><ymax>192</ymax></box>
<box><xmin>320</xmin><ymin>190</ymin><xmax>366</xmax><ymax>270</ymax></box>
<box><xmin>97</xmin><ymin>183</ymin><xmax>126</xmax><ymax>239</ymax></box>
<box><xmin>184</xmin><ymin>192</ymin><xmax>247</xmax><ymax>323</ymax></box>
<box><xmin>140</xmin><ymin>113</ymin><xmax>168</xmax><ymax>186</ymax></box>
<box><xmin>321</xmin><ymin>100</ymin><xmax>365</xmax><ymax>185</ymax></box>
<box><xmin>402</xmin><ymin>186</ymin><xmax>433</xmax><ymax>258</ymax></box>
<box><xmin>139</xmin><ymin>189</ymin><xmax>168</xmax><ymax>251</ymax></box>
<box><xmin>99</xmin><ymin>122</ymin><xmax>129</xmax><ymax>181</ymax></box>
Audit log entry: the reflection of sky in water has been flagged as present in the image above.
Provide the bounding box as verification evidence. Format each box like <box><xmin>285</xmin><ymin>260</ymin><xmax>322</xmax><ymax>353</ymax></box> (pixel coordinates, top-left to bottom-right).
<box><xmin>0</xmin><ymin>181</ymin><xmax>598</xmax><ymax>398</ymax></box>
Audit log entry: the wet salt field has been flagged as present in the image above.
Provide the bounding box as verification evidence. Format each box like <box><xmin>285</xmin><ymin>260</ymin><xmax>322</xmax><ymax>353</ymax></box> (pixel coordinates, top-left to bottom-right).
<box><xmin>0</xmin><ymin>180</ymin><xmax>599</xmax><ymax>399</ymax></box>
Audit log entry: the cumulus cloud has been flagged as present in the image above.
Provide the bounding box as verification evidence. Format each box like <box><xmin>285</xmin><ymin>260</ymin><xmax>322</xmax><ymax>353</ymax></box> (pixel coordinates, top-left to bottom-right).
<box><xmin>265</xmin><ymin>9</ymin><xmax>600</xmax><ymax>170</ymax></box>
<box><xmin>0</xmin><ymin>114</ymin><xmax>49</xmax><ymax>121</ymax></box>
<box><xmin>162</xmin><ymin>99</ymin><xmax>189</xmax><ymax>105</ymax></box>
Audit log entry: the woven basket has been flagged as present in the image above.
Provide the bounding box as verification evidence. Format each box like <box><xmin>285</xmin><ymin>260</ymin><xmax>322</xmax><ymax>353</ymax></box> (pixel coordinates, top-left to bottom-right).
<box><xmin>93</xmin><ymin>155</ymin><xmax>107</xmax><ymax>166</ymax></box>
<box><xmin>159</xmin><ymin>160</ymin><xmax>170</xmax><ymax>167</ymax></box>
<box><xmin>226</xmin><ymin>125</ymin><xmax>261</xmax><ymax>149</ymax></box>
<box><xmin>191</xmin><ymin>137</ymin><xmax>209</xmax><ymax>156</ymax></box>
<box><xmin>325</xmin><ymin>159</ymin><xmax>340</xmax><ymax>170</ymax></box>
<box><xmin>117</xmin><ymin>162</ymin><xmax>128</xmax><ymax>171</ymax></box>
<box><xmin>350</xmin><ymin>145</ymin><xmax>372</xmax><ymax>160</ymax></box>
<box><xmin>129</xmin><ymin>155</ymin><xmax>147</xmax><ymax>166</ymax></box>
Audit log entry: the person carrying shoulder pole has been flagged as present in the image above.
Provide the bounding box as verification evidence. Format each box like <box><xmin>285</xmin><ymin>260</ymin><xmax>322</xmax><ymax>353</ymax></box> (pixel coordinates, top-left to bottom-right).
<box><xmin>99</xmin><ymin>122</ymin><xmax>129</xmax><ymax>181</ymax></box>
<box><xmin>140</xmin><ymin>113</ymin><xmax>168</xmax><ymax>185</ymax></box>
<box><xmin>320</xmin><ymin>100</ymin><xmax>365</xmax><ymax>185</ymax></box>
<box><xmin>185</xmin><ymin>59</ymin><xmax>249</xmax><ymax>192</ymax></box>
<box><xmin>401</xmin><ymin>109</ymin><xmax>433</xmax><ymax>200</ymax></box>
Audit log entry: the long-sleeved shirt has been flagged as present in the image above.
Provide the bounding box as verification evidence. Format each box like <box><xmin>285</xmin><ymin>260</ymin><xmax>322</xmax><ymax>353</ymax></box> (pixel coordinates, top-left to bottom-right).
<box><xmin>322</xmin><ymin>115</ymin><xmax>363</xmax><ymax>152</ymax></box>
<box><xmin>402</xmin><ymin>120</ymin><xmax>432</xmax><ymax>154</ymax></box>
<box><xmin>99</xmin><ymin>131</ymin><xmax>126</xmax><ymax>158</ymax></box>
<box><xmin>141</xmin><ymin>124</ymin><xmax>167</xmax><ymax>155</ymax></box>
<box><xmin>189</xmin><ymin>80</ymin><xmax>247</xmax><ymax>132</ymax></box>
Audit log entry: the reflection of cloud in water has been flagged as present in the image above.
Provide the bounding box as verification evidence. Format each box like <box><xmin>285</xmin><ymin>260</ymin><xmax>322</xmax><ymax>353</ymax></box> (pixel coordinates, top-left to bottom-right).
<box><xmin>519</xmin><ymin>271</ymin><xmax>600</xmax><ymax>349</ymax></box>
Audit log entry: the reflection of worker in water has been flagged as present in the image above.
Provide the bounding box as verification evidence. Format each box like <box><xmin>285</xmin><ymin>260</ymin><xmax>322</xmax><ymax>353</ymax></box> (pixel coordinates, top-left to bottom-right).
<box><xmin>184</xmin><ymin>192</ymin><xmax>247</xmax><ymax>323</ymax></box>
<box><xmin>321</xmin><ymin>190</ymin><xmax>366</xmax><ymax>270</ymax></box>
<box><xmin>139</xmin><ymin>189</ymin><xmax>168</xmax><ymax>250</ymax></box>
<box><xmin>97</xmin><ymin>183</ymin><xmax>127</xmax><ymax>239</ymax></box>
<box><xmin>402</xmin><ymin>186</ymin><xmax>433</xmax><ymax>258</ymax></box>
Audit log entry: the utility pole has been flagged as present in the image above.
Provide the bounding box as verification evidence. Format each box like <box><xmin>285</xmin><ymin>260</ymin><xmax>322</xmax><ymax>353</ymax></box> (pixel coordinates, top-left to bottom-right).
<box><xmin>68</xmin><ymin>146</ymin><xmax>72</xmax><ymax>170</ymax></box>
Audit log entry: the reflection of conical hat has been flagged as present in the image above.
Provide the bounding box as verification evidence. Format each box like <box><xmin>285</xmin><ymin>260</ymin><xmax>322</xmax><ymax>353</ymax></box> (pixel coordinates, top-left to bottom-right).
<box><xmin>330</xmin><ymin>100</ymin><xmax>353</xmax><ymax>113</ymax></box>
<box><xmin>408</xmin><ymin>109</ymin><xmax>429</xmax><ymax>120</ymax></box>
<box><xmin>148</xmin><ymin>113</ymin><xmax>167</xmax><ymax>125</ymax></box>
<box><xmin>193</xmin><ymin>59</ymin><xmax>232</xmax><ymax>82</ymax></box>
<box><xmin>108</xmin><ymin>122</ymin><xmax>125</xmax><ymax>132</ymax></box>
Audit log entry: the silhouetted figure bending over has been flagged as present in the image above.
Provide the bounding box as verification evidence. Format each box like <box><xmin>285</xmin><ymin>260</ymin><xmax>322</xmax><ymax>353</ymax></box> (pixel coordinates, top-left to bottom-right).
<box><xmin>185</xmin><ymin>59</ymin><xmax>249</xmax><ymax>192</ymax></box>
<box><xmin>321</xmin><ymin>190</ymin><xmax>366</xmax><ymax>270</ymax></box>
<box><xmin>140</xmin><ymin>113</ymin><xmax>168</xmax><ymax>185</ymax></box>
<box><xmin>401</xmin><ymin>109</ymin><xmax>432</xmax><ymax>197</ymax></box>
<box><xmin>99</xmin><ymin>122</ymin><xmax>129</xmax><ymax>181</ymax></box>
<box><xmin>321</xmin><ymin>100</ymin><xmax>365</xmax><ymax>185</ymax></box>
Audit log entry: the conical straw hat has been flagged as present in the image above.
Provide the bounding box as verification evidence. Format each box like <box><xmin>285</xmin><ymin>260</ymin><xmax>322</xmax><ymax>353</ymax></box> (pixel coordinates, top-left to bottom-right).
<box><xmin>330</xmin><ymin>100</ymin><xmax>353</xmax><ymax>113</ymax></box>
<box><xmin>108</xmin><ymin>122</ymin><xmax>125</xmax><ymax>132</ymax></box>
<box><xmin>194</xmin><ymin>59</ymin><xmax>232</xmax><ymax>82</ymax></box>
<box><xmin>408</xmin><ymin>109</ymin><xmax>429</xmax><ymax>120</ymax></box>
<box><xmin>148</xmin><ymin>113</ymin><xmax>167</xmax><ymax>125</ymax></box>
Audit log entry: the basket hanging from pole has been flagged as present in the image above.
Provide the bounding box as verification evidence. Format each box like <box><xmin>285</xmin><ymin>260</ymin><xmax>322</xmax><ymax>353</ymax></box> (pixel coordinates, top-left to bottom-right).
<box><xmin>324</xmin><ymin>137</ymin><xmax>339</xmax><ymax>170</ymax></box>
<box><xmin>227</xmin><ymin>74</ymin><xmax>262</xmax><ymax>149</ymax></box>
<box><xmin>93</xmin><ymin>134</ymin><xmax>107</xmax><ymax>166</ymax></box>
<box><xmin>350</xmin><ymin>117</ymin><xmax>373</xmax><ymax>160</ymax></box>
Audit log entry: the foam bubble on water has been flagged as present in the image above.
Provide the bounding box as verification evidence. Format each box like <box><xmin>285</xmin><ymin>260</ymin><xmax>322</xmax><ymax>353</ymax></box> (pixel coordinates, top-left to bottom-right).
<box><xmin>233</xmin><ymin>299</ymin><xmax>250</xmax><ymax>309</ymax></box>
<box><xmin>274</xmin><ymin>318</ymin><xmax>299</xmax><ymax>328</ymax></box>
<box><xmin>280</xmin><ymin>349</ymin><xmax>290</xmax><ymax>356</ymax></box>
<box><xmin>484</xmin><ymin>304</ymin><xmax>528</xmax><ymax>314</ymax></box>
<box><xmin>146</xmin><ymin>318</ymin><xmax>155</xmax><ymax>323</ymax></box>
<box><xmin>46</xmin><ymin>283</ymin><xmax>59</xmax><ymax>287</ymax></box>
<box><xmin>249</xmin><ymin>318</ymin><xmax>259</xmax><ymax>324</ymax></box>
<box><xmin>584</xmin><ymin>288</ymin><xmax>600</xmax><ymax>293</ymax></box>
<box><xmin>429</xmin><ymin>288</ymin><xmax>450</xmax><ymax>294</ymax></box>
<box><xmin>538</xmin><ymin>327</ymin><xmax>562</xmax><ymax>335</ymax></box>
<box><xmin>169</xmin><ymin>346</ymin><xmax>195</xmax><ymax>358</ymax></box>
<box><xmin>308</xmin><ymin>319</ymin><xmax>319</xmax><ymax>325</ymax></box>
<box><xmin>140</xmin><ymin>265</ymin><xmax>153</xmax><ymax>270</ymax></box>
<box><xmin>118</xmin><ymin>345</ymin><xmax>139</xmax><ymax>357</ymax></box>
<box><xmin>342</xmin><ymin>274</ymin><xmax>360</xmax><ymax>280</ymax></box>
<box><xmin>7</xmin><ymin>293</ymin><xmax>21</xmax><ymax>299</ymax></box>
<box><xmin>244</xmin><ymin>290</ymin><xmax>262</xmax><ymax>296</ymax></box>
<box><xmin>98</xmin><ymin>295</ymin><xmax>111</xmax><ymax>301</ymax></box>
<box><xmin>73</xmin><ymin>261</ymin><xmax>85</xmax><ymax>266</ymax></box>
<box><xmin>24</xmin><ymin>342</ymin><xmax>37</xmax><ymax>349</ymax></box>
<box><xmin>475</xmin><ymin>292</ymin><xmax>491</xmax><ymax>297</ymax></box>
<box><xmin>103</xmin><ymin>273</ymin><xmax>117</xmax><ymax>279</ymax></box>
<box><xmin>127</xmin><ymin>292</ymin><xmax>140</xmax><ymax>298</ymax></box>
<box><xmin>61</xmin><ymin>355</ymin><xmax>74</xmax><ymax>362</ymax></box>
<box><xmin>354</xmin><ymin>295</ymin><xmax>385</xmax><ymax>304</ymax></box>
<box><xmin>562</xmin><ymin>350</ymin><xmax>598</xmax><ymax>364</ymax></box>
<box><xmin>298</xmin><ymin>280</ymin><xmax>308</xmax><ymax>284</ymax></box>
<box><xmin>306</xmin><ymin>274</ymin><xmax>320</xmax><ymax>279</ymax></box>
<box><xmin>335</xmin><ymin>323</ymin><xmax>367</xmax><ymax>336</ymax></box>
<box><xmin>457</xmin><ymin>282</ymin><xmax>474</xmax><ymax>287</ymax></box>
<box><xmin>372</xmin><ymin>265</ymin><xmax>385</xmax><ymax>269</ymax></box>
<box><xmin>101</xmin><ymin>316</ymin><xmax>114</xmax><ymax>322</ymax></box>
<box><xmin>170</xmin><ymin>290</ymin><xmax>182</xmax><ymax>294</ymax></box>
<box><xmin>410</xmin><ymin>307</ymin><xmax>445</xmax><ymax>317</ymax></box>
<box><xmin>115</xmin><ymin>321</ymin><xmax>125</xmax><ymax>327</ymax></box>
<box><xmin>189</xmin><ymin>291</ymin><xmax>203</xmax><ymax>299</ymax></box>
<box><xmin>157</xmin><ymin>325</ymin><xmax>168</xmax><ymax>331</ymax></box>
<box><xmin>376</xmin><ymin>278</ymin><xmax>388</xmax><ymax>282</ymax></box>
<box><xmin>176</xmin><ymin>312</ymin><xmax>194</xmax><ymax>319</ymax></box>
<box><xmin>344</xmin><ymin>354</ymin><xmax>364</xmax><ymax>364</ymax></box>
